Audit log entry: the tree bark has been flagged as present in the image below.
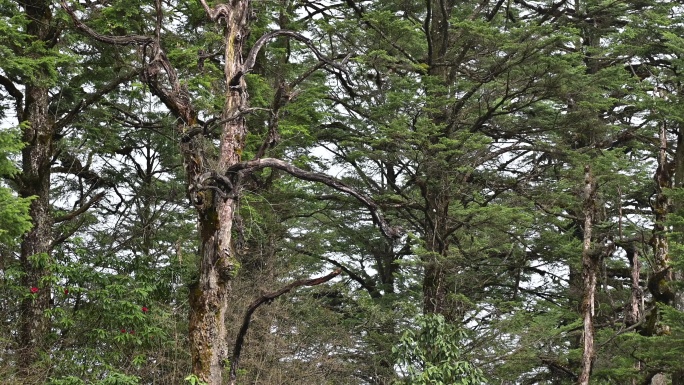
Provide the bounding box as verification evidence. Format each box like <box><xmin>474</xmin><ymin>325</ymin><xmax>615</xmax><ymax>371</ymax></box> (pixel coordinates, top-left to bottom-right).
<box><xmin>16</xmin><ymin>0</ymin><xmax>56</xmax><ymax>376</ymax></box>
<box><xmin>670</xmin><ymin>118</ymin><xmax>684</xmax><ymax>385</ymax></box>
<box><xmin>578</xmin><ymin>165</ymin><xmax>597</xmax><ymax>385</ymax></box>
<box><xmin>185</xmin><ymin>2</ymin><xmax>250</xmax><ymax>383</ymax></box>
<box><xmin>420</xmin><ymin>0</ymin><xmax>458</xmax><ymax>320</ymax></box>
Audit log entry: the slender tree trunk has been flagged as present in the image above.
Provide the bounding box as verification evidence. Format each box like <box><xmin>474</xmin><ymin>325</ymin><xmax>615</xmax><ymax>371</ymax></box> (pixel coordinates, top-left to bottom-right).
<box><xmin>628</xmin><ymin>246</ymin><xmax>642</xmax><ymax>385</ymax></box>
<box><xmin>651</xmin><ymin>123</ymin><xmax>672</xmax><ymax>291</ymax></box>
<box><xmin>16</xmin><ymin>0</ymin><xmax>55</xmax><ymax>377</ymax></box>
<box><xmin>670</xmin><ymin>124</ymin><xmax>684</xmax><ymax>385</ymax></box>
<box><xmin>578</xmin><ymin>165</ymin><xmax>597</xmax><ymax>385</ymax></box>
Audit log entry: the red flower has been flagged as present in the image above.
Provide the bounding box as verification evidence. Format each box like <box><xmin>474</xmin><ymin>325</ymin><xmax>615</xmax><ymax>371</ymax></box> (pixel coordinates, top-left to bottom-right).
<box><xmin>142</xmin><ymin>306</ymin><xmax>148</xmax><ymax>313</ymax></box>
<box><xmin>30</xmin><ymin>287</ymin><xmax>39</xmax><ymax>294</ymax></box>
<box><xmin>64</xmin><ymin>288</ymin><xmax>69</xmax><ymax>295</ymax></box>
<box><xmin>121</xmin><ymin>329</ymin><xmax>126</xmax><ymax>333</ymax></box>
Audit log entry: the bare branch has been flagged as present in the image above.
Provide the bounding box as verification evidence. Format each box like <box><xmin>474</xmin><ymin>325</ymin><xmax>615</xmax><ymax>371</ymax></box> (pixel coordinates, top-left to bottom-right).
<box><xmin>0</xmin><ymin>74</ymin><xmax>23</xmax><ymax>118</ymax></box>
<box><xmin>60</xmin><ymin>1</ymin><xmax>192</xmax><ymax>122</ymax></box>
<box><xmin>54</xmin><ymin>192</ymin><xmax>105</xmax><ymax>223</ymax></box>
<box><xmin>198</xmin><ymin>0</ymin><xmax>232</xmax><ymax>22</ymax></box>
<box><xmin>227</xmin><ymin>158</ymin><xmax>401</xmax><ymax>239</ymax></box>
<box><xmin>290</xmin><ymin>246</ymin><xmax>380</xmax><ymax>298</ymax></box>
<box><xmin>324</xmin><ymin>257</ymin><xmax>380</xmax><ymax>298</ymax></box>
<box><xmin>228</xmin><ymin>269</ymin><xmax>343</xmax><ymax>385</ymax></box>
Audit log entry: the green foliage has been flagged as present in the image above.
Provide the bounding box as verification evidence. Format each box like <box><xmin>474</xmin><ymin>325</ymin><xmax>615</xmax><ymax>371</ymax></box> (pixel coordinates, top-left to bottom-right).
<box><xmin>48</xmin><ymin>372</ymin><xmax>140</xmax><ymax>385</ymax></box>
<box><xmin>0</xmin><ymin>128</ymin><xmax>32</xmax><ymax>246</ymax></box>
<box><xmin>3</xmin><ymin>0</ymin><xmax>684</xmax><ymax>383</ymax></box>
<box><xmin>393</xmin><ymin>314</ymin><xmax>487</xmax><ymax>385</ymax></box>
<box><xmin>183</xmin><ymin>374</ymin><xmax>207</xmax><ymax>385</ymax></box>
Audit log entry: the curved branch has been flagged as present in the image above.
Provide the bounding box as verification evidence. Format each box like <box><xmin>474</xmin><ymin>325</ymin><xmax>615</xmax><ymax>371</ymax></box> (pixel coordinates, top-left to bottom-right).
<box><xmin>226</xmin><ymin>158</ymin><xmax>401</xmax><ymax>239</ymax></box>
<box><xmin>54</xmin><ymin>192</ymin><xmax>105</xmax><ymax>223</ymax></box>
<box><xmin>198</xmin><ymin>0</ymin><xmax>232</xmax><ymax>21</ymax></box>
<box><xmin>0</xmin><ymin>74</ymin><xmax>23</xmax><ymax>118</ymax></box>
<box><xmin>60</xmin><ymin>1</ymin><xmax>153</xmax><ymax>46</ymax></box>
<box><xmin>229</xmin><ymin>268</ymin><xmax>342</xmax><ymax>385</ymax></box>
<box><xmin>243</xmin><ymin>29</ymin><xmax>350</xmax><ymax>75</ymax></box>
<box><xmin>290</xmin><ymin>246</ymin><xmax>380</xmax><ymax>298</ymax></box>
<box><xmin>324</xmin><ymin>257</ymin><xmax>380</xmax><ymax>298</ymax></box>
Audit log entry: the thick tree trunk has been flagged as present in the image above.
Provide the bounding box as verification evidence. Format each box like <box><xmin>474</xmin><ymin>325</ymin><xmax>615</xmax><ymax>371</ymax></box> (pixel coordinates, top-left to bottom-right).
<box><xmin>187</xmin><ymin>2</ymin><xmax>250</xmax><ymax>384</ymax></box>
<box><xmin>420</xmin><ymin>0</ymin><xmax>459</xmax><ymax>321</ymax></box>
<box><xmin>16</xmin><ymin>0</ymin><xmax>55</xmax><ymax>377</ymax></box>
<box><xmin>578</xmin><ymin>165</ymin><xmax>597</xmax><ymax>385</ymax></box>
<box><xmin>17</xmin><ymin>84</ymin><xmax>53</xmax><ymax>379</ymax></box>
<box><xmin>421</xmin><ymin>177</ymin><xmax>453</xmax><ymax>319</ymax></box>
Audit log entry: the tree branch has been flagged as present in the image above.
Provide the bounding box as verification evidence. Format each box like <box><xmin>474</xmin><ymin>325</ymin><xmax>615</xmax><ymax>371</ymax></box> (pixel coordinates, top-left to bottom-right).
<box><xmin>226</xmin><ymin>158</ymin><xmax>401</xmax><ymax>239</ymax></box>
<box><xmin>228</xmin><ymin>268</ymin><xmax>342</xmax><ymax>385</ymax></box>
<box><xmin>243</xmin><ymin>29</ymin><xmax>351</xmax><ymax>76</ymax></box>
<box><xmin>60</xmin><ymin>1</ymin><xmax>153</xmax><ymax>46</ymax></box>
<box><xmin>55</xmin><ymin>69</ymin><xmax>138</xmax><ymax>130</ymax></box>
<box><xmin>53</xmin><ymin>192</ymin><xmax>105</xmax><ymax>223</ymax></box>
<box><xmin>323</xmin><ymin>257</ymin><xmax>380</xmax><ymax>298</ymax></box>
<box><xmin>0</xmin><ymin>74</ymin><xmax>23</xmax><ymax>118</ymax></box>
<box><xmin>290</xmin><ymin>246</ymin><xmax>380</xmax><ymax>298</ymax></box>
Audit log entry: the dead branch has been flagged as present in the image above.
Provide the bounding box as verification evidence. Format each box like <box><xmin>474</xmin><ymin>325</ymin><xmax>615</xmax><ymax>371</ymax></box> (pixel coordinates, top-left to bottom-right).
<box><xmin>0</xmin><ymin>74</ymin><xmax>23</xmax><ymax>118</ymax></box>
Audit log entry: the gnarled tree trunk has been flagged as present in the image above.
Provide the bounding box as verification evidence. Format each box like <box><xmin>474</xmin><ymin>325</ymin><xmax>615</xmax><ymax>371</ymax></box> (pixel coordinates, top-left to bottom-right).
<box><xmin>187</xmin><ymin>2</ymin><xmax>250</xmax><ymax>382</ymax></box>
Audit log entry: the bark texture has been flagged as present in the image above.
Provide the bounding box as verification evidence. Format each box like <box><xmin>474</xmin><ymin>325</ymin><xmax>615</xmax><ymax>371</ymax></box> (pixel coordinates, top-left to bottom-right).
<box><xmin>421</xmin><ymin>0</ymin><xmax>458</xmax><ymax>320</ymax></box>
<box><xmin>578</xmin><ymin>165</ymin><xmax>597</xmax><ymax>385</ymax></box>
<box><xmin>186</xmin><ymin>3</ymin><xmax>250</xmax><ymax>383</ymax></box>
<box><xmin>16</xmin><ymin>0</ymin><xmax>56</xmax><ymax>376</ymax></box>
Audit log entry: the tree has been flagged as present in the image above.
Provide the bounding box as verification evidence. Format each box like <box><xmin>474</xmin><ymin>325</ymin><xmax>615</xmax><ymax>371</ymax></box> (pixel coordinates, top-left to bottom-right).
<box><xmin>1</xmin><ymin>0</ymin><xmax>136</xmax><ymax>377</ymax></box>
<box><xmin>60</xmin><ymin>0</ymin><xmax>398</xmax><ymax>383</ymax></box>
<box><xmin>4</xmin><ymin>0</ymin><xmax>684</xmax><ymax>383</ymax></box>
